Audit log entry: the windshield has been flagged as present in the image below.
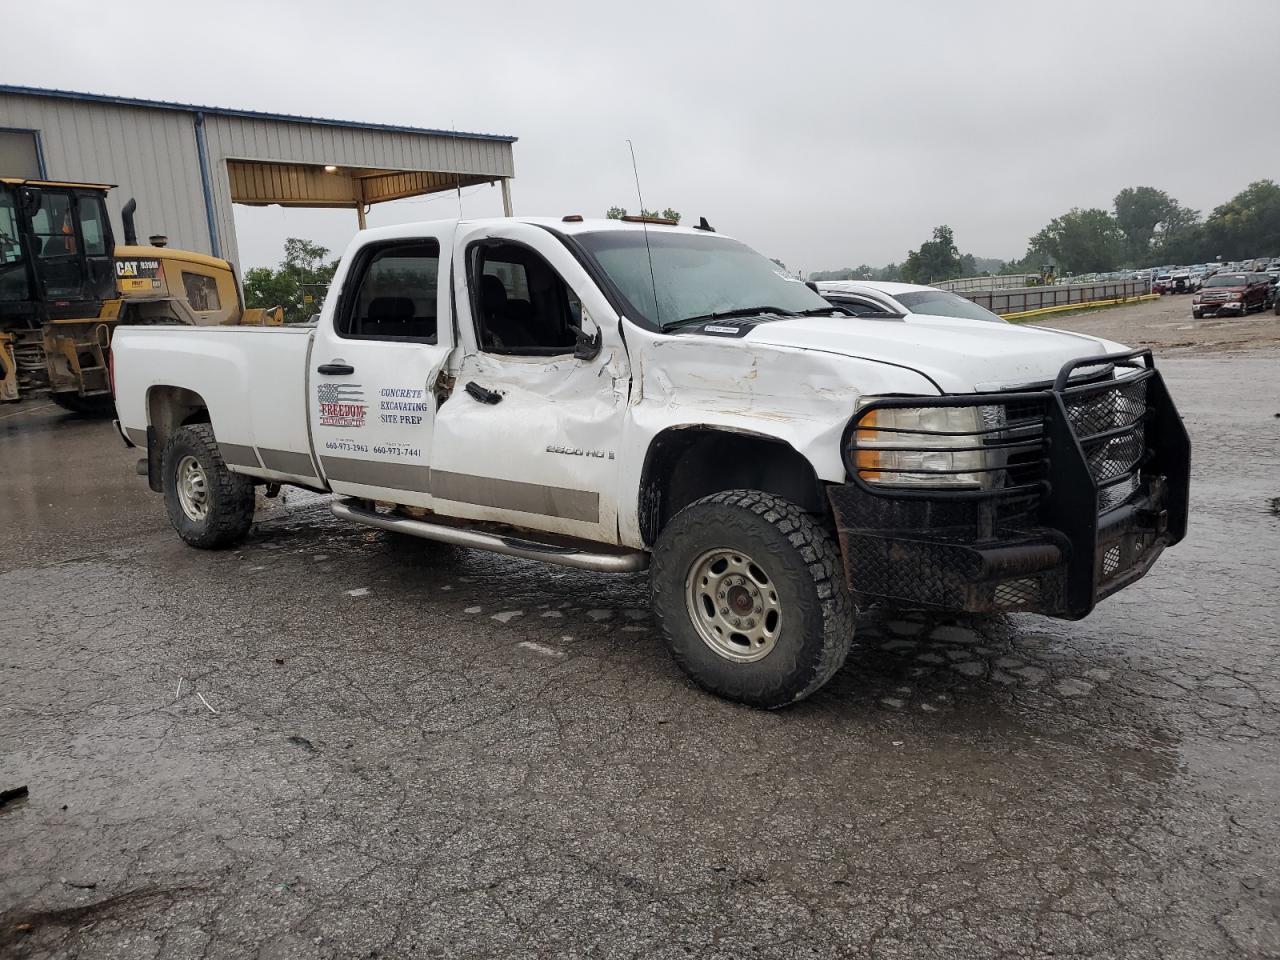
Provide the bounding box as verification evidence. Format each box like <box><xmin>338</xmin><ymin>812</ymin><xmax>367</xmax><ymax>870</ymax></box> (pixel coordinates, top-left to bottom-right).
<box><xmin>572</xmin><ymin>230</ymin><xmax>832</xmax><ymax>329</ymax></box>
<box><xmin>893</xmin><ymin>290</ymin><xmax>1006</xmax><ymax>324</ymax></box>
<box><xmin>1204</xmin><ymin>274</ymin><xmax>1247</xmax><ymax>287</ymax></box>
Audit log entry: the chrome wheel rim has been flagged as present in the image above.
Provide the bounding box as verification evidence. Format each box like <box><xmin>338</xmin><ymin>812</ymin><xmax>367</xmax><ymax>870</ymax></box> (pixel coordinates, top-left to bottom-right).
<box><xmin>685</xmin><ymin>548</ymin><xmax>781</xmax><ymax>663</ymax></box>
<box><xmin>175</xmin><ymin>455</ymin><xmax>210</xmax><ymax>522</ymax></box>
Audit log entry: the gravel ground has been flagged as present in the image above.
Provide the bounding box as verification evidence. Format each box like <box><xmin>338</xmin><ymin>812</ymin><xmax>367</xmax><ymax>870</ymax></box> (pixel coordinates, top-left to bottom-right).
<box><xmin>1032</xmin><ymin>293</ymin><xmax>1280</xmax><ymax>354</ymax></box>
<box><xmin>1</xmin><ymin>324</ymin><xmax>1278</xmax><ymax>958</ymax></box>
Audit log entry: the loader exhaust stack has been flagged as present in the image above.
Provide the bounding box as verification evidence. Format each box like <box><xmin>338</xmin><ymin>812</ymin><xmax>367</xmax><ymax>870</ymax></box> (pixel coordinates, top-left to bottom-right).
<box><xmin>121</xmin><ymin>198</ymin><xmax>138</xmax><ymax>246</ymax></box>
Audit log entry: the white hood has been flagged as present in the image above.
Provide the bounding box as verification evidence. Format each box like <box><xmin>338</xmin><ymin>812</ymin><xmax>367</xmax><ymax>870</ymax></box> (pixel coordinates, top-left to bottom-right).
<box><xmin>743</xmin><ymin>313</ymin><xmax>1117</xmax><ymax>393</ymax></box>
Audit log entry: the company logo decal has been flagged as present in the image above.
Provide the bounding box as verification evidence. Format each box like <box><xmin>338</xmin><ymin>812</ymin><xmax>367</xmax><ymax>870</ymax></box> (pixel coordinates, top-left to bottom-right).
<box><xmin>318</xmin><ymin>383</ymin><xmax>367</xmax><ymax>428</ymax></box>
<box><xmin>116</xmin><ymin>259</ymin><xmax>160</xmax><ymax>278</ymax></box>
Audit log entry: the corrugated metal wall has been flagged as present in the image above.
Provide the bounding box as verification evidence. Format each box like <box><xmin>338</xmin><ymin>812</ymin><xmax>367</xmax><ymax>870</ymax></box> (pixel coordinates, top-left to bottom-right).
<box><xmin>0</xmin><ymin>92</ymin><xmax>211</xmax><ymax>255</ymax></box>
<box><xmin>0</xmin><ymin>90</ymin><xmax>517</xmax><ymax>269</ymax></box>
<box><xmin>203</xmin><ymin>115</ymin><xmax>514</xmax><ymax>266</ymax></box>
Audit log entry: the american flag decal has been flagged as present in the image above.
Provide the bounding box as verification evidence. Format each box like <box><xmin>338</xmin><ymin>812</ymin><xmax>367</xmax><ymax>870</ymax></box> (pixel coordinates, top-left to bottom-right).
<box><xmin>317</xmin><ymin>383</ymin><xmax>364</xmax><ymax>405</ymax></box>
<box><xmin>317</xmin><ymin>383</ymin><xmax>368</xmax><ymax>428</ymax></box>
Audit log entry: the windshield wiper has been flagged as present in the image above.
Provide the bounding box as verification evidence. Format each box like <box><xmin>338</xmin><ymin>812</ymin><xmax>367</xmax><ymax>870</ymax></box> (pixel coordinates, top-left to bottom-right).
<box><xmin>664</xmin><ymin>306</ymin><xmax>796</xmax><ymax>330</ymax></box>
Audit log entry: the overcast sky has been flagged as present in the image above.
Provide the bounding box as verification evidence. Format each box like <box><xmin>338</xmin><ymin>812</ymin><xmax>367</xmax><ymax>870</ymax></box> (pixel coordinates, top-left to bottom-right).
<box><xmin>8</xmin><ymin>0</ymin><xmax>1279</xmax><ymax>272</ymax></box>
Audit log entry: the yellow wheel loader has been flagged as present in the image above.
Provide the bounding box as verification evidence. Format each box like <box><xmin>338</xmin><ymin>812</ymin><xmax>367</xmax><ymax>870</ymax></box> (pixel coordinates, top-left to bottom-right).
<box><xmin>0</xmin><ymin>179</ymin><xmax>282</xmax><ymax>413</ymax></box>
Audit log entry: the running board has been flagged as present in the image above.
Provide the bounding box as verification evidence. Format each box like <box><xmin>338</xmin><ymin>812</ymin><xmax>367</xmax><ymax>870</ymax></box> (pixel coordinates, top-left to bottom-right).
<box><xmin>331</xmin><ymin>499</ymin><xmax>650</xmax><ymax>573</ymax></box>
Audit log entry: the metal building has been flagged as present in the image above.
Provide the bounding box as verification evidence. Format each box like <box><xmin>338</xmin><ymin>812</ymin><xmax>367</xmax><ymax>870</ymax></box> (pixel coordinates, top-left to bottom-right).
<box><xmin>0</xmin><ymin>85</ymin><xmax>517</xmax><ymax>266</ymax></box>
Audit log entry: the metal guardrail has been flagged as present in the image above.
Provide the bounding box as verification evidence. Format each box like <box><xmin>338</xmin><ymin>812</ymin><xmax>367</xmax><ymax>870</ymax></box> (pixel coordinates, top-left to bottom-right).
<box><xmin>960</xmin><ymin>280</ymin><xmax>1151</xmax><ymax>315</ymax></box>
<box><xmin>936</xmin><ymin>275</ymin><xmax>1040</xmax><ymax>293</ymax></box>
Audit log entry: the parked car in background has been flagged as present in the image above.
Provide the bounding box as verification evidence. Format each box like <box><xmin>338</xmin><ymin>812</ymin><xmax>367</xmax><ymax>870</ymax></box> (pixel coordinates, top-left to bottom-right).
<box><xmin>1153</xmin><ymin>273</ymin><xmax>1173</xmax><ymax>294</ymax></box>
<box><xmin>1192</xmin><ymin>272</ymin><xmax>1273</xmax><ymax>318</ymax></box>
<box><xmin>814</xmin><ymin>280</ymin><xmax>1008</xmax><ymax>323</ymax></box>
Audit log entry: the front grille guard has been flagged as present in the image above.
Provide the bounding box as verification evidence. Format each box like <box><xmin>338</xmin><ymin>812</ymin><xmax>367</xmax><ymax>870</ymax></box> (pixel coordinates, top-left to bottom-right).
<box><xmin>837</xmin><ymin>349</ymin><xmax>1191</xmax><ymax>617</ymax></box>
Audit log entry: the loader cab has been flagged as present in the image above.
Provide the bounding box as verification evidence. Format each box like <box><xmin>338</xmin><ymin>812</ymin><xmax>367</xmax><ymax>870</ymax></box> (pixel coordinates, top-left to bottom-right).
<box><xmin>0</xmin><ymin>179</ymin><xmax>116</xmax><ymax>327</ymax></box>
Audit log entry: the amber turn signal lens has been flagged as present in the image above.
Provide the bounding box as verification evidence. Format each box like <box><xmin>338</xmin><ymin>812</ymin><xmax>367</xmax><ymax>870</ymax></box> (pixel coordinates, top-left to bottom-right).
<box><xmin>855</xmin><ymin>409</ymin><xmax>881</xmax><ymax>479</ymax></box>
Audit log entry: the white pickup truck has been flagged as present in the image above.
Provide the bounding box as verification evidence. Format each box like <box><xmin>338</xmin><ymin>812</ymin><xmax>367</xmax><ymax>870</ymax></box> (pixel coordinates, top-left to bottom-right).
<box><xmin>112</xmin><ymin>216</ymin><xmax>1190</xmax><ymax>708</ymax></box>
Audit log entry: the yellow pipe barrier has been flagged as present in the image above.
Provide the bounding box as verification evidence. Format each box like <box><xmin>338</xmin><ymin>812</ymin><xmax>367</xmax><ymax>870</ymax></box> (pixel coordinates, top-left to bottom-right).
<box><xmin>1002</xmin><ymin>294</ymin><xmax>1159</xmax><ymax>322</ymax></box>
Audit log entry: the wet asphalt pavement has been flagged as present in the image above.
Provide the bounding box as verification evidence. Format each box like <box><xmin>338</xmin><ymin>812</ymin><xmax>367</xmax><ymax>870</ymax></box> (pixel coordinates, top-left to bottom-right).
<box><xmin>1</xmin><ymin>353</ymin><xmax>1278</xmax><ymax>959</ymax></box>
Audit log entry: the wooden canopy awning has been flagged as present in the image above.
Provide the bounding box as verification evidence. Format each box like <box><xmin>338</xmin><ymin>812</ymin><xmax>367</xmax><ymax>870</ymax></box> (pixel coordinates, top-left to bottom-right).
<box><xmin>227</xmin><ymin>159</ymin><xmax>498</xmax><ymax>210</ymax></box>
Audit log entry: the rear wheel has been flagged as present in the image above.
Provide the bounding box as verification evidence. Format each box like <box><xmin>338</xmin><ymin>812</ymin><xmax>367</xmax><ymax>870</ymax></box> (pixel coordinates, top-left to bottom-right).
<box><xmin>651</xmin><ymin>490</ymin><xmax>855</xmax><ymax>708</ymax></box>
<box><xmin>162</xmin><ymin>423</ymin><xmax>255</xmax><ymax>549</ymax></box>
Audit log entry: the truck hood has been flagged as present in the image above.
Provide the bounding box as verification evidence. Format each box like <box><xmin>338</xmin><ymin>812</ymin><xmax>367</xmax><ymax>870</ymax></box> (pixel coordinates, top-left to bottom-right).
<box><xmin>741</xmin><ymin>314</ymin><xmax>1116</xmax><ymax>392</ymax></box>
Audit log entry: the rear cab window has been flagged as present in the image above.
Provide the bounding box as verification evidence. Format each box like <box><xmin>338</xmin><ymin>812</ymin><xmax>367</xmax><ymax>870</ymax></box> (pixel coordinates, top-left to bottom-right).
<box><xmin>338</xmin><ymin>241</ymin><xmax>440</xmax><ymax>342</ymax></box>
<box><xmin>182</xmin><ymin>272</ymin><xmax>221</xmax><ymax>311</ymax></box>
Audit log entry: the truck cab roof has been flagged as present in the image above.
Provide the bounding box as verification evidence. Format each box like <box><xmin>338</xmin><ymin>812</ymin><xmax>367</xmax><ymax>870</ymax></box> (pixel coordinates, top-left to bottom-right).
<box><xmin>353</xmin><ymin>216</ymin><xmax>721</xmax><ymax>244</ymax></box>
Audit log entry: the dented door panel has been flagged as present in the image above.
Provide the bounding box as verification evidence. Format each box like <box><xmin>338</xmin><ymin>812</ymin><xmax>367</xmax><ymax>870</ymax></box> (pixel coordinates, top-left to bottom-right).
<box><xmin>429</xmin><ymin>222</ymin><xmax>630</xmax><ymax>541</ymax></box>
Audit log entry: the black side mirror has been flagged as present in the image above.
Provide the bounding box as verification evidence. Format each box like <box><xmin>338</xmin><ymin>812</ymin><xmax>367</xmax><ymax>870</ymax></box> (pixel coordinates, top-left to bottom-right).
<box><xmin>573</xmin><ymin>321</ymin><xmax>603</xmax><ymax>361</ymax></box>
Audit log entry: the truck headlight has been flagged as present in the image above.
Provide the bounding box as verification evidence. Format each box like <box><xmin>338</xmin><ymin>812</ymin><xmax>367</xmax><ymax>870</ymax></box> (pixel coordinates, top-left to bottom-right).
<box><xmin>850</xmin><ymin>403</ymin><xmax>992</xmax><ymax>489</ymax></box>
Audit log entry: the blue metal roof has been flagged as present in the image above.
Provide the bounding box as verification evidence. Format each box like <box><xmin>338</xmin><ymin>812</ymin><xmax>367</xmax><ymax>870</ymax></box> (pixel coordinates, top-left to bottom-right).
<box><xmin>0</xmin><ymin>84</ymin><xmax>518</xmax><ymax>143</ymax></box>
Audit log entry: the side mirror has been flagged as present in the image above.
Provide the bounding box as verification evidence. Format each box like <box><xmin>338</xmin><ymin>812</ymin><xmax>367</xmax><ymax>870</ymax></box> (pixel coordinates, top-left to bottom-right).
<box><xmin>570</xmin><ymin>310</ymin><xmax>603</xmax><ymax>361</ymax></box>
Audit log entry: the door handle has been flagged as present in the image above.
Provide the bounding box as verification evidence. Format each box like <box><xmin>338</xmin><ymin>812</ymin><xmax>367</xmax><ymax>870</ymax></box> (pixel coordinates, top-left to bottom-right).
<box><xmin>317</xmin><ymin>361</ymin><xmax>355</xmax><ymax>376</ymax></box>
<box><xmin>464</xmin><ymin>381</ymin><xmax>503</xmax><ymax>404</ymax></box>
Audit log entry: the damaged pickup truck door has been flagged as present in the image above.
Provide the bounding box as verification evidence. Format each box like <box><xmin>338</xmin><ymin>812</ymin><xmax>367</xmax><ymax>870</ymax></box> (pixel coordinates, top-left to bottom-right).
<box><xmin>308</xmin><ymin>227</ymin><xmax>453</xmax><ymax>507</ymax></box>
<box><xmin>429</xmin><ymin>221</ymin><xmax>630</xmax><ymax>542</ymax></box>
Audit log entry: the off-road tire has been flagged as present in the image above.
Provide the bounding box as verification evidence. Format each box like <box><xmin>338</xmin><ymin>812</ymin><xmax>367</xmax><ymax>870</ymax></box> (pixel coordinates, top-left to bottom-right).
<box><xmin>651</xmin><ymin>489</ymin><xmax>856</xmax><ymax>709</ymax></box>
<box><xmin>162</xmin><ymin>423</ymin><xmax>255</xmax><ymax>549</ymax></box>
<box><xmin>51</xmin><ymin>392</ymin><xmax>115</xmax><ymax>416</ymax></box>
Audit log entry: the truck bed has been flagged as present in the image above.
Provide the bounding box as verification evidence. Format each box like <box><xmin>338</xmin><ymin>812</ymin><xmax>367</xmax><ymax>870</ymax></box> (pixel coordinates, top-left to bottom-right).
<box><xmin>113</xmin><ymin>324</ymin><xmax>324</xmax><ymax>487</ymax></box>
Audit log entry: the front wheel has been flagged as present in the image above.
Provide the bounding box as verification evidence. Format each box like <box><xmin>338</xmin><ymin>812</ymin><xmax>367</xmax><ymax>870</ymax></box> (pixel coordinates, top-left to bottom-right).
<box><xmin>651</xmin><ymin>490</ymin><xmax>856</xmax><ymax>708</ymax></box>
<box><xmin>162</xmin><ymin>423</ymin><xmax>255</xmax><ymax>549</ymax></box>
<box><xmin>1192</xmin><ymin>309</ymin><xmax>1203</xmax><ymax>319</ymax></box>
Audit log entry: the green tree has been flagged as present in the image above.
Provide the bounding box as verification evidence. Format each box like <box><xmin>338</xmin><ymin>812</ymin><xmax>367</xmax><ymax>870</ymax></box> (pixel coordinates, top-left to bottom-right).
<box><xmin>900</xmin><ymin>225</ymin><xmax>963</xmax><ymax>283</ymax></box>
<box><xmin>1027</xmin><ymin>208</ymin><xmax>1125</xmax><ymax>274</ymax></box>
<box><xmin>243</xmin><ymin>237</ymin><xmax>340</xmax><ymax>323</ymax></box>
<box><xmin>1150</xmin><ymin>203</ymin><xmax>1203</xmax><ymax>263</ymax></box>
<box><xmin>605</xmin><ymin>206</ymin><xmax>681</xmax><ymax>223</ymax></box>
<box><xmin>1200</xmin><ymin>180</ymin><xmax>1280</xmax><ymax>261</ymax></box>
<box><xmin>1113</xmin><ymin>186</ymin><xmax>1176</xmax><ymax>261</ymax></box>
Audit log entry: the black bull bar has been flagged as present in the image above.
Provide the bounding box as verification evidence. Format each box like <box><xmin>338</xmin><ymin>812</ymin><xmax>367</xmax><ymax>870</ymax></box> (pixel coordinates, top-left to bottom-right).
<box><xmin>828</xmin><ymin>350</ymin><xmax>1191</xmax><ymax>620</ymax></box>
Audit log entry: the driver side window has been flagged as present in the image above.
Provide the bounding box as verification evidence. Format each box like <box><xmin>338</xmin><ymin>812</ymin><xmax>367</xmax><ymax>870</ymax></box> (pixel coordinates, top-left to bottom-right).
<box><xmin>472</xmin><ymin>242</ymin><xmax>580</xmax><ymax>356</ymax></box>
